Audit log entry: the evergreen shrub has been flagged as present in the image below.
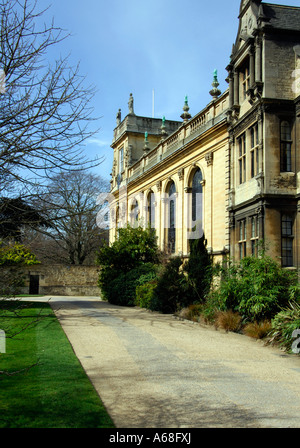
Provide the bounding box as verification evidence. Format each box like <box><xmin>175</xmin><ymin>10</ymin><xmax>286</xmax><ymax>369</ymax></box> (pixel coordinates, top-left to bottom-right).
<box><xmin>206</xmin><ymin>250</ymin><xmax>298</xmax><ymax>322</ymax></box>
<box><xmin>149</xmin><ymin>257</ymin><xmax>188</xmax><ymax>314</ymax></box>
<box><xmin>96</xmin><ymin>225</ymin><xmax>160</xmax><ymax>306</ymax></box>
<box><xmin>184</xmin><ymin>236</ymin><xmax>212</xmax><ymax>303</ymax></box>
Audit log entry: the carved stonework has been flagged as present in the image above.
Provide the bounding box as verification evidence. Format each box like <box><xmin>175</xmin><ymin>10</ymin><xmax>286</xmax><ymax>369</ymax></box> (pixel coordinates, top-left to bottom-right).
<box><xmin>256</xmin><ymin>206</ymin><xmax>264</xmax><ymax>217</ymax></box>
<box><xmin>178</xmin><ymin>168</ymin><xmax>184</xmax><ymax>181</ymax></box>
<box><xmin>205</xmin><ymin>152</ymin><xmax>214</xmax><ymax>166</ymax></box>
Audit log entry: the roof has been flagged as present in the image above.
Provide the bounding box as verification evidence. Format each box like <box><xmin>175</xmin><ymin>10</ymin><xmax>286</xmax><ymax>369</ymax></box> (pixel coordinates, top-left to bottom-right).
<box><xmin>262</xmin><ymin>3</ymin><xmax>300</xmax><ymax>32</ymax></box>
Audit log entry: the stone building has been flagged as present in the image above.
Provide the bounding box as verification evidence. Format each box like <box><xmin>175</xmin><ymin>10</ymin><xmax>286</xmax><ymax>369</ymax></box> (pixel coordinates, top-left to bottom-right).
<box><xmin>108</xmin><ymin>0</ymin><xmax>300</xmax><ymax>271</ymax></box>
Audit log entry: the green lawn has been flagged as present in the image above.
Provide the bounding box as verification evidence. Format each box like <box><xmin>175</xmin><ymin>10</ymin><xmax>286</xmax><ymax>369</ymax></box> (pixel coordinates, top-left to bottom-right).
<box><xmin>0</xmin><ymin>301</ymin><xmax>115</xmax><ymax>428</ymax></box>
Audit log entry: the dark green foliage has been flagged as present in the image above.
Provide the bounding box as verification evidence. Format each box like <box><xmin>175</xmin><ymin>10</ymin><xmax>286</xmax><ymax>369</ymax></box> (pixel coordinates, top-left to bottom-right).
<box><xmin>0</xmin><ymin>197</ymin><xmax>51</xmax><ymax>241</ymax></box>
<box><xmin>135</xmin><ymin>279</ymin><xmax>158</xmax><ymax>309</ymax></box>
<box><xmin>99</xmin><ymin>263</ymin><xmax>157</xmax><ymax>307</ymax></box>
<box><xmin>149</xmin><ymin>257</ymin><xmax>188</xmax><ymax>314</ymax></box>
<box><xmin>184</xmin><ymin>236</ymin><xmax>212</xmax><ymax>303</ymax></box>
<box><xmin>97</xmin><ymin>225</ymin><xmax>160</xmax><ymax>306</ymax></box>
<box><xmin>208</xmin><ymin>251</ymin><xmax>298</xmax><ymax>322</ymax></box>
<box><xmin>96</xmin><ymin>225</ymin><xmax>159</xmax><ymax>273</ymax></box>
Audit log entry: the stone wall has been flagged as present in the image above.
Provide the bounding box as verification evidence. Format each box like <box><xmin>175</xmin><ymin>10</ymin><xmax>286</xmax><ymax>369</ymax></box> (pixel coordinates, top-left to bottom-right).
<box><xmin>15</xmin><ymin>264</ymin><xmax>101</xmax><ymax>296</ymax></box>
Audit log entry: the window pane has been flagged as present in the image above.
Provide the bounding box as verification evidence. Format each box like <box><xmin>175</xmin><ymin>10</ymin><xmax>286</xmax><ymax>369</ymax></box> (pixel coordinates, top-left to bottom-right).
<box><xmin>192</xmin><ymin>169</ymin><xmax>202</xmax><ymax>222</ymax></box>
<box><xmin>280</xmin><ymin>121</ymin><xmax>292</xmax><ymax>172</ymax></box>
<box><xmin>251</xmin><ymin>127</ymin><xmax>255</xmax><ymax>148</ymax></box>
<box><xmin>281</xmin><ymin>121</ymin><xmax>291</xmax><ymax>141</ymax></box>
<box><xmin>251</xmin><ymin>151</ymin><xmax>254</xmax><ymax>178</ymax></box>
<box><xmin>281</xmin><ymin>214</ymin><xmax>293</xmax><ymax>267</ymax></box>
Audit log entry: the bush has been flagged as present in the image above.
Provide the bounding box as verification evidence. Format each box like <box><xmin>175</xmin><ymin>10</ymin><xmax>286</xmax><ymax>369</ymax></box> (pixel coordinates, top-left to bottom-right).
<box><xmin>184</xmin><ymin>236</ymin><xmax>212</xmax><ymax>303</ymax></box>
<box><xmin>96</xmin><ymin>225</ymin><xmax>159</xmax><ymax>275</ymax></box>
<box><xmin>149</xmin><ymin>257</ymin><xmax>188</xmax><ymax>314</ymax></box>
<box><xmin>210</xmin><ymin>251</ymin><xmax>298</xmax><ymax>322</ymax></box>
<box><xmin>214</xmin><ymin>310</ymin><xmax>242</xmax><ymax>332</ymax></box>
<box><xmin>268</xmin><ymin>301</ymin><xmax>300</xmax><ymax>354</ymax></box>
<box><xmin>243</xmin><ymin>320</ymin><xmax>272</xmax><ymax>339</ymax></box>
<box><xmin>135</xmin><ymin>279</ymin><xmax>157</xmax><ymax>309</ymax></box>
<box><xmin>99</xmin><ymin>263</ymin><xmax>157</xmax><ymax>307</ymax></box>
<box><xmin>96</xmin><ymin>225</ymin><xmax>160</xmax><ymax>306</ymax></box>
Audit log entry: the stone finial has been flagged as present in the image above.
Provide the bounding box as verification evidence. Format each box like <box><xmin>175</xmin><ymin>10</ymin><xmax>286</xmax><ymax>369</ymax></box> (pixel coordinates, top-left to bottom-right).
<box><xmin>128</xmin><ymin>93</ymin><xmax>135</xmax><ymax>115</ymax></box>
<box><xmin>209</xmin><ymin>69</ymin><xmax>221</xmax><ymax>99</ymax></box>
<box><xmin>144</xmin><ymin>131</ymin><xmax>149</xmax><ymax>151</ymax></box>
<box><xmin>180</xmin><ymin>95</ymin><xmax>191</xmax><ymax>123</ymax></box>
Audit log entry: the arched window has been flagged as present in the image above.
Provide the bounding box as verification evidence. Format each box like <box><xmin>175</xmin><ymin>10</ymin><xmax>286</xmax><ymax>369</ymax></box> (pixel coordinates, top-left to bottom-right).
<box><xmin>130</xmin><ymin>200</ymin><xmax>139</xmax><ymax>226</ymax></box>
<box><xmin>192</xmin><ymin>168</ymin><xmax>203</xmax><ymax>224</ymax></box>
<box><xmin>168</xmin><ymin>181</ymin><xmax>176</xmax><ymax>254</ymax></box>
<box><xmin>188</xmin><ymin>168</ymin><xmax>203</xmax><ymax>241</ymax></box>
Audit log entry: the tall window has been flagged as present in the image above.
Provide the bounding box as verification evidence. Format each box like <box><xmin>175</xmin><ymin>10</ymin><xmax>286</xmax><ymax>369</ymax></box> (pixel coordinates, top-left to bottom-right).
<box><xmin>130</xmin><ymin>200</ymin><xmax>139</xmax><ymax>226</ymax></box>
<box><xmin>281</xmin><ymin>214</ymin><xmax>293</xmax><ymax>267</ymax></box>
<box><xmin>280</xmin><ymin>121</ymin><xmax>292</xmax><ymax>172</ymax></box>
<box><xmin>192</xmin><ymin>168</ymin><xmax>203</xmax><ymax>225</ymax></box>
<box><xmin>250</xmin><ymin>124</ymin><xmax>259</xmax><ymax>178</ymax></box>
<box><xmin>251</xmin><ymin>216</ymin><xmax>259</xmax><ymax>256</ymax></box>
<box><xmin>239</xmin><ymin>219</ymin><xmax>247</xmax><ymax>259</ymax></box>
<box><xmin>147</xmin><ymin>191</ymin><xmax>155</xmax><ymax>229</ymax></box>
<box><xmin>168</xmin><ymin>182</ymin><xmax>176</xmax><ymax>254</ymax></box>
<box><xmin>241</xmin><ymin>65</ymin><xmax>250</xmax><ymax>100</ymax></box>
<box><xmin>119</xmin><ymin>147</ymin><xmax>124</xmax><ymax>173</ymax></box>
<box><xmin>238</xmin><ymin>133</ymin><xmax>246</xmax><ymax>184</ymax></box>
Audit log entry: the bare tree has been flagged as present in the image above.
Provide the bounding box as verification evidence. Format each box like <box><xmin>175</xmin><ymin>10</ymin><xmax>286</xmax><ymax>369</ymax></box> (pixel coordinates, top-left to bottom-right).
<box><xmin>27</xmin><ymin>170</ymin><xmax>110</xmax><ymax>265</ymax></box>
<box><xmin>0</xmin><ymin>0</ymin><xmax>101</xmax><ymax>195</ymax></box>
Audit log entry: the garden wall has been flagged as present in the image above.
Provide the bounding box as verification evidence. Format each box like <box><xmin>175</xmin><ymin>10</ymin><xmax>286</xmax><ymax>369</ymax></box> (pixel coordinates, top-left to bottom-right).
<box><xmin>9</xmin><ymin>264</ymin><xmax>101</xmax><ymax>296</ymax></box>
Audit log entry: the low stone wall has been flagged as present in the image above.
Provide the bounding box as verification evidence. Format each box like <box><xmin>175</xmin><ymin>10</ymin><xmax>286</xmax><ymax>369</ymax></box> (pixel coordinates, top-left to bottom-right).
<box><xmin>4</xmin><ymin>264</ymin><xmax>101</xmax><ymax>297</ymax></box>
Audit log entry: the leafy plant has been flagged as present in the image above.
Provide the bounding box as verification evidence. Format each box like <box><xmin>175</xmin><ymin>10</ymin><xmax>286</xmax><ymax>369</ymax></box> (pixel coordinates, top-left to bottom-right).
<box><xmin>96</xmin><ymin>225</ymin><xmax>159</xmax><ymax>274</ymax></box>
<box><xmin>268</xmin><ymin>301</ymin><xmax>300</xmax><ymax>353</ymax></box>
<box><xmin>0</xmin><ymin>242</ymin><xmax>40</xmax><ymax>266</ymax></box>
<box><xmin>135</xmin><ymin>279</ymin><xmax>158</xmax><ymax>309</ymax></box>
<box><xmin>210</xmin><ymin>251</ymin><xmax>297</xmax><ymax>322</ymax></box>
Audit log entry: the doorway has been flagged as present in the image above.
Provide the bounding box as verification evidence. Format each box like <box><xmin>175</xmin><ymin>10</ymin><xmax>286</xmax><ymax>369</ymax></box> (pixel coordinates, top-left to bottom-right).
<box><xmin>29</xmin><ymin>275</ymin><xmax>40</xmax><ymax>295</ymax></box>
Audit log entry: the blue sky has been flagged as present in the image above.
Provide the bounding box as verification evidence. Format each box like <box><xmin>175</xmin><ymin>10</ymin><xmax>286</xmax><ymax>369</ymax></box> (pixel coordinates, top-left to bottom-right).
<box><xmin>38</xmin><ymin>0</ymin><xmax>300</xmax><ymax>180</ymax></box>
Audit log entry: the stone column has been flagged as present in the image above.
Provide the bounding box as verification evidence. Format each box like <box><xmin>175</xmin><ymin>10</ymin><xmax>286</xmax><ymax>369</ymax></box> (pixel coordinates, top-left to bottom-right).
<box><xmin>234</xmin><ymin>70</ymin><xmax>239</xmax><ymax>106</ymax></box>
<box><xmin>249</xmin><ymin>47</ymin><xmax>255</xmax><ymax>87</ymax></box>
<box><xmin>255</xmin><ymin>37</ymin><xmax>262</xmax><ymax>83</ymax></box>
<box><xmin>228</xmin><ymin>72</ymin><xmax>234</xmax><ymax>108</ymax></box>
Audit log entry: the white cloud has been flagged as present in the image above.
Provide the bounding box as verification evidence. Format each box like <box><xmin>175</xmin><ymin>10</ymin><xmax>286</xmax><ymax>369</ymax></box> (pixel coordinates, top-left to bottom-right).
<box><xmin>87</xmin><ymin>138</ymin><xmax>111</xmax><ymax>148</ymax></box>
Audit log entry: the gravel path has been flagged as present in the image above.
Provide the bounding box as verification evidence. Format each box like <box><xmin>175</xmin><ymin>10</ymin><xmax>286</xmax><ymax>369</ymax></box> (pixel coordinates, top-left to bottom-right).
<box><xmin>36</xmin><ymin>296</ymin><xmax>300</xmax><ymax>428</ymax></box>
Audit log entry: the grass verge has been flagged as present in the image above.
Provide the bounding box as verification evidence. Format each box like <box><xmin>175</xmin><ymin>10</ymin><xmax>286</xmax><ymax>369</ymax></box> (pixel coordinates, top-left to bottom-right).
<box><xmin>0</xmin><ymin>301</ymin><xmax>115</xmax><ymax>428</ymax></box>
